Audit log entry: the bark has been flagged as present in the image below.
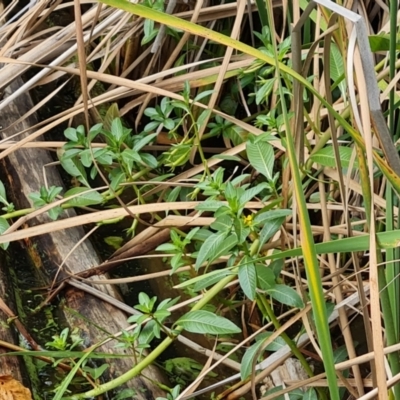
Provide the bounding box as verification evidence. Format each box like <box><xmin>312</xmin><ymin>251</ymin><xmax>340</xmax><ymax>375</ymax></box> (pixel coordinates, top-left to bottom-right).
<box><xmin>0</xmin><ymin>77</ymin><xmax>167</xmax><ymax>398</ymax></box>
<box><xmin>0</xmin><ymin>253</ymin><xmax>27</xmax><ymax>384</ymax></box>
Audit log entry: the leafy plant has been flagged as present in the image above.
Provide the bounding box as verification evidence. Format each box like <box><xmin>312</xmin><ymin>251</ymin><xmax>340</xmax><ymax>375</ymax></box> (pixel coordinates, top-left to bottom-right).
<box><xmin>29</xmin><ymin>186</ymin><xmax>64</xmax><ymax>220</ymax></box>
<box><xmin>126</xmin><ymin>294</ymin><xmax>179</xmax><ymax>352</ymax></box>
<box><xmin>59</xmin><ymin>118</ymin><xmax>158</xmax><ymax>192</ymax></box>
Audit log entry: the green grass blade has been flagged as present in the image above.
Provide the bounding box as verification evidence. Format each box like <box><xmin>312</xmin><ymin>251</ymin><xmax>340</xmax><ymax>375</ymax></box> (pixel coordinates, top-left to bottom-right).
<box><xmin>264</xmin><ymin>229</ymin><xmax>400</xmax><ymax>261</ymax></box>
<box><xmin>265</xmin><ymin>2</ymin><xmax>338</xmax><ymax>398</ymax></box>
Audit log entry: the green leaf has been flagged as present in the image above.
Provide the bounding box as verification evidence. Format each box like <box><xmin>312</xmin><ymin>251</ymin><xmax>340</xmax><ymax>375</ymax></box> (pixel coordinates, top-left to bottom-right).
<box><xmin>153</xmin><ymin>309</ymin><xmax>171</xmax><ymax>321</ymax></box>
<box><xmin>246</xmin><ymin>140</ymin><xmax>274</xmax><ymax>181</ymax></box>
<box><xmin>60</xmin><ymin>157</ymin><xmax>90</xmax><ymax>187</ymax></box>
<box><xmin>61</xmin><ymin>148</ymin><xmax>82</xmax><ymax>159</ymax></box>
<box><xmin>369</xmin><ymin>34</ymin><xmax>400</xmax><ymax>52</ymax></box>
<box><xmin>254</xmin><ymin>209</ymin><xmax>291</xmax><ymax>225</ymax></box>
<box><xmin>133</xmin><ymin>132</ymin><xmax>158</xmax><ymax>152</ymax></box>
<box><xmin>48</xmin><ymin>186</ymin><xmax>63</xmax><ymax>201</ymax></box>
<box><xmin>80</xmin><ymin>149</ymin><xmax>93</xmax><ymax>168</ymax></box>
<box><xmin>185</xmin><ymin>227</ymin><xmax>200</xmax><ymax>243</ymax></box>
<box><xmin>333</xmin><ymin>345</ymin><xmax>349</xmax><ymax>363</ymax></box>
<box><xmin>220</xmin><ymin>95</ymin><xmax>238</xmax><ymax>115</ymax></box>
<box><xmin>88</xmin><ymin>123</ymin><xmax>103</xmax><ymax>141</ymax></box>
<box><xmin>166</xmin><ymin>186</ymin><xmax>181</xmax><ymax>203</ymax></box>
<box><xmin>264</xmin><ymin>229</ymin><xmax>400</xmax><ymax>261</ymax></box>
<box><xmin>140</xmin><ymin>153</ymin><xmax>158</xmax><ymax>168</ymax></box>
<box><xmin>138</xmin><ymin>320</ymin><xmax>157</xmax><ymax>343</ymax></box>
<box><xmin>303</xmin><ymin>388</ymin><xmax>318</xmax><ymax>400</ymax></box>
<box><xmin>310</xmin><ymin>146</ymin><xmax>359</xmax><ymax>169</ymax></box>
<box><xmin>28</xmin><ymin>192</ymin><xmax>46</xmax><ymax>208</ymax></box>
<box><xmin>170</xmin><ymin>253</ymin><xmax>185</xmax><ymax>273</ymax></box>
<box><xmin>104</xmin><ymin>236</ymin><xmax>123</xmax><ymax>250</ymax></box>
<box><xmin>233</xmin><ymin>218</ymin><xmax>250</xmax><ymax>244</ymax></box>
<box><xmin>195</xmin><ymin>232</ymin><xmax>237</xmax><ymax>270</ymax></box>
<box><xmin>224</xmin><ymin>125</ymin><xmax>245</xmax><ymax>146</ymax></box>
<box><xmin>109</xmin><ymin>169</ymin><xmax>126</xmax><ymax>191</ymax></box>
<box><xmin>0</xmin><ymin>181</ymin><xmax>8</xmax><ymax>206</ymax></box>
<box><xmin>258</xmin><ymin>216</ymin><xmax>286</xmax><ymax>248</ymax></box>
<box><xmin>174</xmin><ymin>268</ymin><xmax>232</xmax><ymax>289</ymax></box>
<box><xmin>0</xmin><ymin>217</ymin><xmax>10</xmax><ymax>250</ymax></box>
<box><xmin>195</xmin><ymin>200</ymin><xmax>226</xmax><ymax>212</ymax></box>
<box><xmin>156</xmin><ymin>243</ymin><xmax>177</xmax><ymax>252</ymax></box>
<box><xmin>256</xmin><ymin>78</ymin><xmax>275</xmax><ymax>105</ymax></box>
<box><xmin>93</xmin><ymin>148</ymin><xmax>113</xmax><ymax>165</ymax></box>
<box><xmin>256</xmin><ymin>332</ymin><xmax>287</xmax><ymax>352</ymax></box>
<box><xmin>48</xmin><ymin>206</ymin><xmax>63</xmax><ymax>221</ymax></box>
<box><xmin>176</xmin><ymin>310</ymin><xmax>241</xmax><ymax>335</ymax></box>
<box><xmin>267</xmin><ymin>284</ymin><xmax>304</xmax><ymax>308</ymax></box>
<box><xmin>64</xmin><ymin>188</ymin><xmax>103</xmax><ymax>207</ymax></box>
<box><xmin>270</xmin><ymin>258</ymin><xmax>284</xmax><ymax>278</ymax></box>
<box><xmin>163</xmin><ymin>118</ymin><xmax>175</xmax><ymax>130</ymax></box>
<box><xmin>64</xmin><ymin>127</ymin><xmax>78</xmax><ymax>142</ymax></box>
<box><xmin>329</xmin><ymin>43</ymin><xmax>346</xmax><ymax>96</ymax></box>
<box><xmin>111</xmin><ymin>118</ymin><xmax>124</xmax><ymax>142</ymax></box>
<box><xmin>240</xmin><ymin>339</ymin><xmax>265</xmax><ymax>380</ymax></box>
<box><xmin>122</xmin><ymin>149</ymin><xmax>142</xmax><ymax>172</ymax></box>
<box><xmin>210</xmin><ymin>215</ymin><xmax>232</xmax><ymax>232</ymax></box>
<box><xmin>144</xmin><ymin>107</ymin><xmax>158</xmax><ymax>118</ymax></box>
<box><xmin>191</xmin><ymin>228</ymin><xmax>211</xmax><ymax>242</ymax></box>
<box><xmin>239</xmin><ymin>184</ymin><xmax>266</xmax><ymax>207</ymax></box>
<box><xmin>133</xmin><ymin>133</ymin><xmax>158</xmax><ymax>151</ymax></box>
<box><xmin>196</xmin><ymin>110</ymin><xmax>212</xmax><ymax>131</ymax></box>
<box><xmin>256</xmin><ymin>264</ymin><xmax>276</xmax><ymax>290</ymax></box>
<box><xmin>83</xmin><ymin>364</ymin><xmax>109</xmax><ymax>380</ymax></box>
<box><xmin>142</xmin><ymin>19</ymin><xmax>158</xmax><ymax>45</ymax></box>
<box><xmin>211</xmin><ymin>154</ymin><xmax>241</xmax><ymax>162</ymax></box>
<box><xmin>193</xmin><ymin>269</ymin><xmax>233</xmax><ymax>291</ymax></box>
<box><xmin>194</xmin><ymin>90</ymin><xmax>215</xmax><ymax>102</ymax></box>
<box><xmin>104</xmin><ymin>104</ymin><xmax>120</xmax><ymax>132</ymax></box>
<box><xmin>238</xmin><ymin>259</ymin><xmax>257</xmax><ymax>300</ymax></box>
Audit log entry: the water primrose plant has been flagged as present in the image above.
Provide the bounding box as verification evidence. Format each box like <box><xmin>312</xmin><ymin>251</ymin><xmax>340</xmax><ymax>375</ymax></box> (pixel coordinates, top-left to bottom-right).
<box><xmin>0</xmin><ymin>105</ymin><xmax>318</xmax><ymax>398</ymax></box>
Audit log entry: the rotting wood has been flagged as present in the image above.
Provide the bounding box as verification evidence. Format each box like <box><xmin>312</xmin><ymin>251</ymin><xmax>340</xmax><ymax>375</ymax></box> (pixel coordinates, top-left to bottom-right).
<box><xmin>0</xmin><ymin>76</ymin><xmax>167</xmax><ymax>398</ymax></box>
<box><xmin>0</xmin><ymin>252</ymin><xmax>28</xmax><ymax>384</ymax></box>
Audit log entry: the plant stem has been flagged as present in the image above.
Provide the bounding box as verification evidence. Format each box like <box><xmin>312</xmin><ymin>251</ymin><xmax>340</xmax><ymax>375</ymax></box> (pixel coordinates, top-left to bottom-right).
<box><xmin>257</xmin><ymin>296</ymin><xmax>313</xmax><ymax>375</ymax></box>
<box><xmin>1</xmin><ymin>207</ymin><xmax>35</xmax><ymax>219</ymax></box>
<box><xmin>264</xmin><ymin>1</ymin><xmax>339</xmax><ymax>397</ymax></box>
<box><xmin>378</xmin><ymin>258</ymin><xmax>400</xmax><ymax>399</ymax></box>
<box><xmin>257</xmin><ymin>295</ymin><xmax>327</xmax><ymax>400</ymax></box>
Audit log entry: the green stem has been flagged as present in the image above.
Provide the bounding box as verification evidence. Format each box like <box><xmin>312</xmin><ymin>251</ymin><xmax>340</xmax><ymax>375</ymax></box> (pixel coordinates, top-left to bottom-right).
<box><xmin>70</xmin><ymin>274</ymin><xmax>235</xmax><ymax>399</ymax></box>
<box><xmin>257</xmin><ymin>296</ymin><xmax>327</xmax><ymax>400</ymax></box>
<box><xmin>2</xmin><ymin>202</ymin><xmax>97</xmax><ymax>221</ymax></box>
<box><xmin>195</xmin><ymin>133</ymin><xmax>210</xmax><ymax>177</ymax></box>
<box><xmin>257</xmin><ymin>295</ymin><xmax>314</xmax><ymax>376</ymax></box>
<box><xmin>264</xmin><ymin>1</ymin><xmax>339</xmax><ymax>397</ymax></box>
<box><xmin>1</xmin><ymin>208</ymin><xmax>35</xmax><ymax>219</ymax></box>
<box><xmin>378</xmin><ymin>257</ymin><xmax>400</xmax><ymax>399</ymax></box>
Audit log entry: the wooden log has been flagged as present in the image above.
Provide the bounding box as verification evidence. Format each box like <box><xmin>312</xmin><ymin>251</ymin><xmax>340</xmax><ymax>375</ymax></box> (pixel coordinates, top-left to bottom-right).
<box><xmin>0</xmin><ymin>77</ymin><xmax>167</xmax><ymax>398</ymax></box>
<box><xmin>0</xmin><ymin>253</ymin><xmax>27</xmax><ymax>383</ymax></box>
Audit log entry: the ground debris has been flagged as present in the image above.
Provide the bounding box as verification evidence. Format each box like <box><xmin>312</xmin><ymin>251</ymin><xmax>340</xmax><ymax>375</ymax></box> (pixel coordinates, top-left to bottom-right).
<box><xmin>0</xmin><ymin>375</ymin><xmax>32</xmax><ymax>400</ymax></box>
<box><xmin>260</xmin><ymin>358</ymin><xmax>310</xmax><ymax>397</ymax></box>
